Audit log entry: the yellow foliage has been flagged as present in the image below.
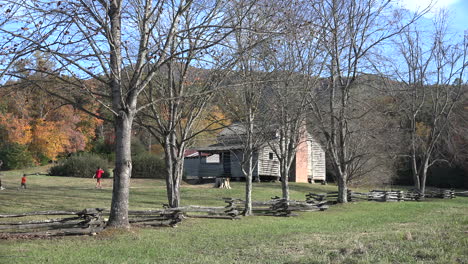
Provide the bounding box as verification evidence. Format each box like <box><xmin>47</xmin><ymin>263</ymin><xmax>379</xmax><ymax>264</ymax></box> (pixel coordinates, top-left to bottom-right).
<box><xmin>30</xmin><ymin>119</ymin><xmax>70</xmax><ymax>160</ymax></box>
<box><xmin>0</xmin><ymin>113</ymin><xmax>32</xmax><ymax>145</ymax></box>
<box><xmin>77</xmin><ymin>109</ymin><xmax>104</xmax><ymax>151</ymax></box>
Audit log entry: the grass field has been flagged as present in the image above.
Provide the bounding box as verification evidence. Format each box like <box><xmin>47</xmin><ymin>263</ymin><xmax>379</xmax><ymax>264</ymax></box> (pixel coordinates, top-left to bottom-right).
<box><xmin>0</xmin><ymin>167</ymin><xmax>467</xmax><ymax>264</ymax></box>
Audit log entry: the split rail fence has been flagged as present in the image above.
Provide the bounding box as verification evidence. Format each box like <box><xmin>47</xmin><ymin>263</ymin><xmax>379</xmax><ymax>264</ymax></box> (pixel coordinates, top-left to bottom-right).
<box><xmin>125</xmin><ymin>201</ymin><xmax>241</xmax><ymax>227</ymax></box>
<box><xmin>227</xmin><ymin>196</ymin><xmax>329</xmax><ymax>217</ymax></box>
<box><xmin>306</xmin><ymin>188</ymin><xmax>456</xmax><ymax>203</ymax></box>
<box><xmin>1</xmin><ymin>188</ymin><xmax>461</xmax><ymax>238</ymax></box>
<box><xmin>0</xmin><ymin>208</ymin><xmax>105</xmax><ymax>238</ymax></box>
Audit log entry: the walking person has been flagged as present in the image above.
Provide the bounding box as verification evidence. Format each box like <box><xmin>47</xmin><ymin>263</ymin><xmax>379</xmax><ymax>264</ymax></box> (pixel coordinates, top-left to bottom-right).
<box><xmin>21</xmin><ymin>174</ymin><xmax>27</xmax><ymax>189</ymax></box>
<box><xmin>93</xmin><ymin>167</ymin><xmax>104</xmax><ymax>189</ymax></box>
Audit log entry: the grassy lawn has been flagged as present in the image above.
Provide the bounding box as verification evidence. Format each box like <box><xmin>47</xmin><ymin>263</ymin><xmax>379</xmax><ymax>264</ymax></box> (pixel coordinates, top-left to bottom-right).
<box><xmin>0</xmin><ymin>167</ymin><xmax>467</xmax><ymax>264</ymax></box>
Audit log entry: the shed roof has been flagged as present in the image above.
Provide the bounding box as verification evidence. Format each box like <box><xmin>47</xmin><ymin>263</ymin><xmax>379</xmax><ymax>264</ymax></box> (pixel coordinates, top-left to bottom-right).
<box><xmin>195</xmin><ymin>143</ymin><xmax>245</xmax><ymax>152</ymax></box>
<box><xmin>184</xmin><ymin>149</ymin><xmax>211</xmax><ymax>158</ymax></box>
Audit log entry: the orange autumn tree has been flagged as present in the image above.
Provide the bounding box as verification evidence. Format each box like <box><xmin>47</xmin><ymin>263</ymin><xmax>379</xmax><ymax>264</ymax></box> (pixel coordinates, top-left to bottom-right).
<box><xmin>0</xmin><ymin>113</ymin><xmax>32</xmax><ymax>145</ymax></box>
<box><xmin>29</xmin><ymin>119</ymin><xmax>70</xmax><ymax>160</ymax></box>
<box><xmin>29</xmin><ymin>105</ymin><xmax>103</xmax><ymax>161</ymax></box>
<box><xmin>0</xmin><ymin>77</ymin><xmax>103</xmax><ymax>161</ymax></box>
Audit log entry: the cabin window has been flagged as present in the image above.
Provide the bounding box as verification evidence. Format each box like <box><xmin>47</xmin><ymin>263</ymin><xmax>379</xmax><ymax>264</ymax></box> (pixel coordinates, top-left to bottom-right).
<box><xmin>206</xmin><ymin>154</ymin><xmax>220</xmax><ymax>163</ymax></box>
<box><xmin>269</xmin><ymin>153</ymin><xmax>274</xmax><ymax>160</ymax></box>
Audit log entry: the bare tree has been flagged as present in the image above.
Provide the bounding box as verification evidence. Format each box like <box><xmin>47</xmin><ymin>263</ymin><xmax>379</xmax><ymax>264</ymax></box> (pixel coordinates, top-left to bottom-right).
<box><xmin>265</xmin><ymin>79</ymin><xmax>309</xmax><ymax>200</ymax></box>
<box><xmin>134</xmin><ymin>0</ymin><xmax>243</xmax><ymax>207</ymax></box>
<box><xmin>389</xmin><ymin>12</ymin><xmax>468</xmax><ymax>193</ymax></box>
<box><xmin>306</xmin><ymin>0</ymin><xmax>427</xmax><ymax>203</ymax></box>
<box><xmin>259</xmin><ymin>0</ymin><xmax>330</xmax><ymax>200</ymax></box>
<box><xmin>1</xmin><ymin>0</ymin><xmax>248</xmax><ymax>227</ymax></box>
<box><xmin>216</xmin><ymin>0</ymin><xmax>283</xmax><ymax>215</ymax></box>
<box><xmin>0</xmin><ymin>4</ymin><xmax>35</xmax><ymax>82</ymax></box>
<box><xmin>220</xmin><ymin>75</ymin><xmax>271</xmax><ymax>216</ymax></box>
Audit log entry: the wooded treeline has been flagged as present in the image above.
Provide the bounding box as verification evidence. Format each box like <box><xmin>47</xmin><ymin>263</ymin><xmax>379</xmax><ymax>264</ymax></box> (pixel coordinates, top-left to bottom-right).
<box><xmin>0</xmin><ymin>0</ymin><xmax>466</xmax><ymax>227</ymax></box>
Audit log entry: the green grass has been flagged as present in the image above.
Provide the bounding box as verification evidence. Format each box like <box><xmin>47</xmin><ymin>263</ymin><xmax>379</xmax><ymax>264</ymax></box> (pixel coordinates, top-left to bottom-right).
<box><xmin>0</xmin><ymin>167</ymin><xmax>467</xmax><ymax>264</ymax></box>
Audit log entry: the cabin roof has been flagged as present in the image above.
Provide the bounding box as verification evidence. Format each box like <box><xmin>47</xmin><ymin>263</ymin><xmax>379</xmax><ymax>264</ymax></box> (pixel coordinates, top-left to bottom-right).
<box><xmin>195</xmin><ymin>143</ymin><xmax>245</xmax><ymax>152</ymax></box>
<box><xmin>184</xmin><ymin>149</ymin><xmax>211</xmax><ymax>158</ymax></box>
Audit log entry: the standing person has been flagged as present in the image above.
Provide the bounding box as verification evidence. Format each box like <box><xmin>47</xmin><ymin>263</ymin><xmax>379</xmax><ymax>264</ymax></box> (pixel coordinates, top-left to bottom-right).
<box><xmin>93</xmin><ymin>167</ymin><xmax>104</xmax><ymax>189</ymax></box>
<box><xmin>21</xmin><ymin>175</ymin><xmax>27</xmax><ymax>189</ymax></box>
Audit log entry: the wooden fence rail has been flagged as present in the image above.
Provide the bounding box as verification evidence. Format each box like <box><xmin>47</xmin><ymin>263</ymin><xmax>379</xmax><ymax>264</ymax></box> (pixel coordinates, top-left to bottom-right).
<box><xmin>306</xmin><ymin>190</ymin><xmax>353</xmax><ymax>204</ymax></box>
<box><xmin>366</xmin><ymin>190</ymin><xmax>406</xmax><ymax>202</ymax></box>
<box><xmin>1</xmin><ymin>188</ymin><xmax>460</xmax><ymax>237</ymax></box>
<box><xmin>425</xmin><ymin>189</ymin><xmax>455</xmax><ymax>199</ymax></box>
<box><xmin>454</xmin><ymin>191</ymin><xmax>468</xmax><ymax>197</ymax></box>
<box><xmin>0</xmin><ymin>208</ymin><xmax>105</xmax><ymax>237</ymax></box>
<box><xmin>125</xmin><ymin>203</ymin><xmax>241</xmax><ymax>227</ymax></box>
<box><xmin>226</xmin><ymin>196</ymin><xmax>328</xmax><ymax>217</ymax></box>
<box><xmin>307</xmin><ymin>188</ymin><xmax>457</xmax><ymax>204</ymax></box>
<box><xmin>127</xmin><ymin>210</ymin><xmax>184</xmax><ymax>227</ymax></box>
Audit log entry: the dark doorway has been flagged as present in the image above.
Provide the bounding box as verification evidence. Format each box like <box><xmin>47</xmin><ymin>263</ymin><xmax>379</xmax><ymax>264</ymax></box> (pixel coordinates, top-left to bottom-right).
<box><xmin>223</xmin><ymin>152</ymin><xmax>231</xmax><ymax>175</ymax></box>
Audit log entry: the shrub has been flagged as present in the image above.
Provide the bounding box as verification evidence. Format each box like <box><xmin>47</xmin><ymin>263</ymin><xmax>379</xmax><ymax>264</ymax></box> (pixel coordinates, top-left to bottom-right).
<box><xmin>131</xmin><ymin>137</ymin><xmax>147</xmax><ymax>156</ymax></box>
<box><xmin>50</xmin><ymin>153</ymin><xmax>110</xmax><ymax>178</ymax></box>
<box><xmin>0</xmin><ymin>143</ymin><xmax>34</xmax><ymax>170</ymax></box>
<box><xmin>90</xmin><ymin>139</ymin><xmax>115</xmax><ymax>162</ymax></box>
<box><xmin>132</xmin><ymin>153</ymin><xmax>166</xmax><ymax>178</ymax></box>
<box><xmin>34</xmin><ymin>152</ymin><xmax>51</xmax><ymax>166</ymax></box>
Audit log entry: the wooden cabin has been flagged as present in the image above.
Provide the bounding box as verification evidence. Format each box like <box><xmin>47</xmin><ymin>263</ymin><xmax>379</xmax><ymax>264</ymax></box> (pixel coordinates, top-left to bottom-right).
<box><xmin>184</xmin><ymin>124</ymin><xmax>326</xmax><ymax>183</ymax></box>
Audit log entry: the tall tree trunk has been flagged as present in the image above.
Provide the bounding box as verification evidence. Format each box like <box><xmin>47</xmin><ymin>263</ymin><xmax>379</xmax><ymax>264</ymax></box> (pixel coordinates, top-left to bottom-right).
<box><xmin>337</xmin><ymin>171</ymin><xmax>348</xmax><ymax>203</ymax></box>
<box><xmin>419</xmin><ymin>158</ymin><xmax>429</xmax><ymax>194</ymax></box>
<box><xmin>164</xmin><ymin>148</ymin><xmax>175</xmax><ymax>207</ymax></box>
<box><xmin>169</xmin><ymin>159</ymin><xmax>183</xmax><ymax>208</ymax></box>
<box><xmin>244</xmin><ymin>155</ymin><xmax>253</xmax><ymax>216</ymax></box>
<box><xmin>108</xmin><ymin>112</ymin><xmax>133</xmax><ymax>228</ymax></box>
<box><xmin>107</xmin><ymin>0</ymin><xmax>131</xmax><ymax>228</ymax></box>
<box><xmin>165</xmin><ymin>160</ymin><xmax>182</xmax><ymax>208</ymax></box>
<box><xmin>164</xmin><ymin>140</ymin><xmax>179</xmax><ymax>208</ymax></box>
<box><xmin>281</xmin><ymin>168</ymin><xmax>290</xmax><ymax>201</ymax></box>
<box><xmin>164</xmin><ymin>133</ymin><xmax>182</xmax><ymax>208</ymax></box>
<box><xmin>411</xmin><ymin>154</ymin><xmax>421</xmax><ymax>190</ymax></box>
<box><xmin>243</xmin><ymin>107</ymin><xmax>255</xmax><ymax>216</ymax></box>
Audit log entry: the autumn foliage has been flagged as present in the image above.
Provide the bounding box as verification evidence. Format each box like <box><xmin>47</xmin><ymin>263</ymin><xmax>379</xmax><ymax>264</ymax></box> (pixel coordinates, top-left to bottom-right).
<box><xmin>0</xmin><ymin>113</ymin><xmax>32</xmax><ymax>145</ymax></box>
<box><xmin>0</xmin><ymin>79</ymin><xmax>103</xmax><ymax>163</ymax></box>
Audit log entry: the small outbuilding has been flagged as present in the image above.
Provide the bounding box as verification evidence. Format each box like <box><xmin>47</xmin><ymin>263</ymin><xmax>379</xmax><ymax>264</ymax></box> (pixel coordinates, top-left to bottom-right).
<box><xmin>184</xmin><ymin>124</ymin><xmax>326</xmax><ymax>183</ymax></box>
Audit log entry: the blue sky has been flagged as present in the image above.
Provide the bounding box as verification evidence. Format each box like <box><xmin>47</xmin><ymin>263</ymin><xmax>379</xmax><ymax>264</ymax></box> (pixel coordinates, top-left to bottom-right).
<box><xmin>397</xmin><ymin>0</ymin><xmax>468</xmax><ymax>36</ymax></box>
<box><xmin>450</xmin><ymin>0</ymin><xmax>468</xmax><ymax>35</ymax></box>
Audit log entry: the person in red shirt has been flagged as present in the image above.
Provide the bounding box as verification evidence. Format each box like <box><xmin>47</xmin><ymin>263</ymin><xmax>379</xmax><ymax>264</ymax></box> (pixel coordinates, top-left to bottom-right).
<box><xmin>21</xmin><ymin>175</ymin><xmax>27</xmax><ymax>189</ymax></box>
<box><xmin>93</xmin><ymin>167</ymin><xmax>104</xmax><ymax>189</ymax></box>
